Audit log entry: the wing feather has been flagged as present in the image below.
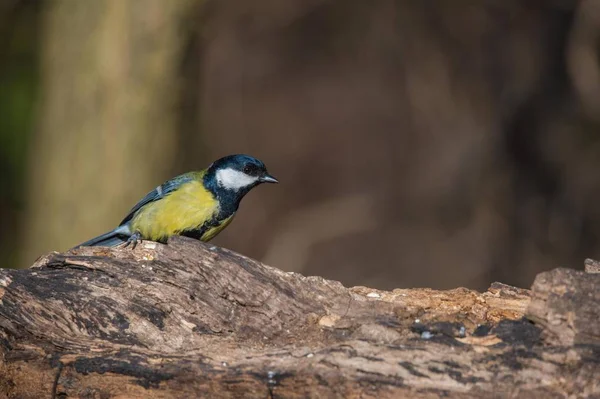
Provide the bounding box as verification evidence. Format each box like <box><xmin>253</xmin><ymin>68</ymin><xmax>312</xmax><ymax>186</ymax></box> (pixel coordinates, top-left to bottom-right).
<box><xmin>119</xmin><ymin>171</ymin><xmax>204</xmax><ymax>225</ymax></box>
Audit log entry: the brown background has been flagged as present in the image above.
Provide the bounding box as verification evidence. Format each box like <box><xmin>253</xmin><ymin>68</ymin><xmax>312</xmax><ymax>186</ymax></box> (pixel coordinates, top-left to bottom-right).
<box><xmin>1</xmin><ymin>0</ymin><xmax>600</xmax><ymax>291</ymax></box>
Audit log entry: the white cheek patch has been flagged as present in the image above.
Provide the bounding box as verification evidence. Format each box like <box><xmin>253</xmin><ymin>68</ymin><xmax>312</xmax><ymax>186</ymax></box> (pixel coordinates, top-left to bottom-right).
<box><xmin>216</xmin><ymin>168</ymin><xmax>259</xmax><ymax>190</ymax></box>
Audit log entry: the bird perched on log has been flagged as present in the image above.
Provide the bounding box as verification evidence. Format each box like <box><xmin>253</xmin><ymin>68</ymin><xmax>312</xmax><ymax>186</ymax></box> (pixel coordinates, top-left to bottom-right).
<box><xmin>75</xmin><ymin>154</ymin><xmax>278</xmax><ymax>248</ymax></box>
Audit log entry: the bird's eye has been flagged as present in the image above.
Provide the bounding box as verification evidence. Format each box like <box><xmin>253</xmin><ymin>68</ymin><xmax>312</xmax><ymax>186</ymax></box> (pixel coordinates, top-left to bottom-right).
<box><xmin>243</xmin><ymin>164</ymin><xmax>257</xmax><ymax>175</ymax></box>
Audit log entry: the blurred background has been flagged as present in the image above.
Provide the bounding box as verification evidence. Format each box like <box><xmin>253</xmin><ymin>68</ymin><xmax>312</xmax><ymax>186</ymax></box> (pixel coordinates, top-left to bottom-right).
<box><xmin>1</xmin><ymin>0</ymin><xmax>600</xmax><ymax>291</ymax></box>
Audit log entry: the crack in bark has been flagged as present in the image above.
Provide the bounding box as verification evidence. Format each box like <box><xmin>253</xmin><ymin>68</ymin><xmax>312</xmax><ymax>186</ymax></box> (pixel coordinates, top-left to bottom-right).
<box><xmin>51</xmin><ymin>361</ymin><xmax>63</xmax><ymax>399</ymax></box>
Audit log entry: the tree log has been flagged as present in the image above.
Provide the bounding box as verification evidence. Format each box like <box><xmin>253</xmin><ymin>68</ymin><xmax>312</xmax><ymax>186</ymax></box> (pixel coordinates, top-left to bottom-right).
<box><xmin>0</xmin><ymin>237</ymin><xmax>598</xmax><ymax>398</ymax></box>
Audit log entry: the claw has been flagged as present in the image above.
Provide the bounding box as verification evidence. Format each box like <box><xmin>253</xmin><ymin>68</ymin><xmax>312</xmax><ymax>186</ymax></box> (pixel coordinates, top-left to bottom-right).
<box><xmin>123</xmin><ymin>231</ymin><xmax>142</xmax><ymax>249</ymax></box>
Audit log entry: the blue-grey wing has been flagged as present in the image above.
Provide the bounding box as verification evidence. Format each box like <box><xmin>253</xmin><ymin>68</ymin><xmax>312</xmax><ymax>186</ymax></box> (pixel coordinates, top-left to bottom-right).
<box><xmin>119</xmin><ymin>172</ymin><xmax>200</xmax><ymax>225</ymax></box>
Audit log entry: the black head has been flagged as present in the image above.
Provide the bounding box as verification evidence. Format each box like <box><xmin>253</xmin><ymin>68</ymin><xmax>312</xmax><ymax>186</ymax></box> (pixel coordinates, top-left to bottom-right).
<box><xmin>205</xmin><ymin>154</ymin><xmax>278</xmax><ymax>198</ymax></box>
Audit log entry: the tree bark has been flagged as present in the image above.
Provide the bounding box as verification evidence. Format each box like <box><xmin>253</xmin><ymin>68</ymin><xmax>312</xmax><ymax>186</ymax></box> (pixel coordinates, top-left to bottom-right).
<box><xmin>20</xmin><ymin>0</ymin><xmax>199</xmax><ymax>266</ymax></box>
<box><xmin>0</xmin><ymin>237</ymin><xmax>598</xmax><ymax>398</ymax></box>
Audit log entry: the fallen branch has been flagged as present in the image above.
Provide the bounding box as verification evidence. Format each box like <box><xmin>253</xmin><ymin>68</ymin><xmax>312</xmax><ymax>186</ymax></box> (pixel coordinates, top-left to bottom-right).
<box><xmin>0</xmin><ymin>237</ymin><xmax>598</xmax><ymax>398</ymax></box>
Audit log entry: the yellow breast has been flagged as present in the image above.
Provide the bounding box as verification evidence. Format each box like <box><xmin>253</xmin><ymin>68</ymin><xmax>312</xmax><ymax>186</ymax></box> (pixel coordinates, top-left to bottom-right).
<box><xmin>130</xmin><ymin>180</ymin><xmax>219</xmax><ymax>242</ymax></box>
<box><xmin>200</xmin><ymin>214</ymin><xmax>235</xmax><ymax>241</ymax></box>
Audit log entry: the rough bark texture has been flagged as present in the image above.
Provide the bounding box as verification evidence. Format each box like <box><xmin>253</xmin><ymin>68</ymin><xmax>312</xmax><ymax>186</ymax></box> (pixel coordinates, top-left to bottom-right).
<box><xmin>0</xmin><ymin>237</ymin><xmax>598</xmax><ymax>398</ymax></box>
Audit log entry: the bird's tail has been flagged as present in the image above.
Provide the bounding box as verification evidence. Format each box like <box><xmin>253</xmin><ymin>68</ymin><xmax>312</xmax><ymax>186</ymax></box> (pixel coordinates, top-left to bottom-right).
<box><xmin>74</xmin><ymin>226</ymin><xmax>129</xmax><ymax>248</ymax></box>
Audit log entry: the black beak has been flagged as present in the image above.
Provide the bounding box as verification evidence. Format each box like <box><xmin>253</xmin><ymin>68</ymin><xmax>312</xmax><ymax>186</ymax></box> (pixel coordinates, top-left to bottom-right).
<box><xmin>260</xmin><ymin>174</ymin><xmax>279</xmax><ymax>184</ymax></box>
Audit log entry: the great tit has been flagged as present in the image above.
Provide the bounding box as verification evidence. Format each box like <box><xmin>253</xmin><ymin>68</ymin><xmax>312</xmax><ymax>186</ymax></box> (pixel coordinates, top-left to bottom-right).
<box><xmin>75</xmin><ymin>154</ymin><xmax>278</xmax><ymax>248</ymax></box>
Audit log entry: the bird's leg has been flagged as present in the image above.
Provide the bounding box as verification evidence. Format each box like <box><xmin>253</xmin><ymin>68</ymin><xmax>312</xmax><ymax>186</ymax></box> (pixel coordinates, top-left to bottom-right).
<box><xmin>122</xmin><ymin>231</ymin><xmax>143</xmax><ymax>250</ymax></box>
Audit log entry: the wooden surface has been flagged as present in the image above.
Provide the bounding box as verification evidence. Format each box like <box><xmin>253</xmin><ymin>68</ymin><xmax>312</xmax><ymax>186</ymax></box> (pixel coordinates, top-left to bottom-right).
<box><xmin>0</xmin><ymin>237</ymin><xmax>598</xmax><ymax>398</ymax></box>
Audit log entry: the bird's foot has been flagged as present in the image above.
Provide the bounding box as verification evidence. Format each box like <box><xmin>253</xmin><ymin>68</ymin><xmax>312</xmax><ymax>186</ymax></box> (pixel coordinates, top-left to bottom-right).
<box><xmin>122</xmin><ymin>231</ymin><xmax>143</xmax><ymax>250</ymax></box>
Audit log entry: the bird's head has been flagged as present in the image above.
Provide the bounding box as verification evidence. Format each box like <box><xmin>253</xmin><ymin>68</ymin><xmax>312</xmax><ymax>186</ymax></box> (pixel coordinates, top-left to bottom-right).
<box><xmin>206</xmin><ymin>154</ymin><xmax>278</xmax><ymax>197</ymax></box>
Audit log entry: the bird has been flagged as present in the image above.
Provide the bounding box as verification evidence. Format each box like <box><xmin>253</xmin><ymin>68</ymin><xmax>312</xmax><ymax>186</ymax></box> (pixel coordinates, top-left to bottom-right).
<box><xmin>75</xmin><ymin>154</ymin><xmax>278</xmax><ymax>248</ymax></box>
